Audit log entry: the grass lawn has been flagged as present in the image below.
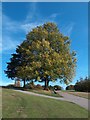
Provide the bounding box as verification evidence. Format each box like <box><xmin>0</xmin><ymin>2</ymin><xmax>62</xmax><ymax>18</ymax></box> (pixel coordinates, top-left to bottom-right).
<box><xmin>29</xmin><ymin>89</ymin><xmax>62</xmax><ymax>97</ymax></box>
<box><xmin>2</xmin><ymin>88</ymin><xmax>88</xmax><ymax>118</ymax></box>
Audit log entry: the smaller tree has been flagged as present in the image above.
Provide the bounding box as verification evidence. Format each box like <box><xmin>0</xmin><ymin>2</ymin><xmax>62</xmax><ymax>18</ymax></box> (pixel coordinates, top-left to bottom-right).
<box><xmin>74</xmin><ymin>77</ymin><xmax>90</xmax><ymax>92</ymax></box>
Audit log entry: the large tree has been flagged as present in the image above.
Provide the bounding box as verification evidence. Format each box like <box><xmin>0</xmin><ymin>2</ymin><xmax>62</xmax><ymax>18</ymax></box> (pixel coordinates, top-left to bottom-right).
<box><xmin>5</xmin><ymin>22</ymin><xmax>77</xmax><ymax>89</ymax></box>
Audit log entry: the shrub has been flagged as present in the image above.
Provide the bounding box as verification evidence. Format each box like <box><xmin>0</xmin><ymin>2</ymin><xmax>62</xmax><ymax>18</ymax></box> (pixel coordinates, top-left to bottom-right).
<box><xmin>48</xmin><ymin>85</ymin><xmax>54</xmax><ymax>90</ymax></box>
<box><xmin>6</xmin><ymin>84</ymin><xmax>15</xmax><ymax>88</ymax></box>
<box><xmin>74</xmin><ymin>77</ymin><xmax>90</xmax><ymax>92</ymax></box>
<box><xmin>35</xmin><ymin>84</ymin><xmax>43</xmax><ymax>89</ymax></box>
<box><xmin>26</xmin><ymin>81</ymin><xmax>35</xmax><ymax>89</ymax></box>
<box><xmin>66</xmin><ymin>85</ymin><xmax>75</xmax><ymax>90</ymax></box>
<box><xmin>54</xmin><ymin>85</ymin><xmax>62</xmax><ymax>90</ymax></box>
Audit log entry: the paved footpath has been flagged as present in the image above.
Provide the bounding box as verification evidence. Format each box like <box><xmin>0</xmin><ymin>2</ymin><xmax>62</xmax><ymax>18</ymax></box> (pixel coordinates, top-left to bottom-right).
<box><xmin>57</xmin><ymin>91</ymin><xmax>89</xmax><ymax>111</ymax></box>
<box><xmin>14</xmin><ymin>90</ymin><xmax>89</xmax><ymax>111</ymax></box>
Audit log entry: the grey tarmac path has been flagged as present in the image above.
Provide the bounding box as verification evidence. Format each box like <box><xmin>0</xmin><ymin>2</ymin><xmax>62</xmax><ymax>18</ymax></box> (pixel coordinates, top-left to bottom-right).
<box><xmin>57</xmin><ymin>91</ymin><xmax>89</xmax><ymax>111</ymax></box>
<box><xmin>14</xmin><ymin>89</ymin><xmax>65</xmax><ymax>100</ymax></box>
<box><xmin>14</xmin><ymin>89</ymin><xmax>89</xmax><ymax>111</ymax></box>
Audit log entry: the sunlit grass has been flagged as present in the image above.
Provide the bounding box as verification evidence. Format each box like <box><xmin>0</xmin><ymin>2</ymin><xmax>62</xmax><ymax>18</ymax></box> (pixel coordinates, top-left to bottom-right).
<box><xmin>2</xmin><ymin>88</ymin><xmax>88</xmax><ymax>118</ymax></box>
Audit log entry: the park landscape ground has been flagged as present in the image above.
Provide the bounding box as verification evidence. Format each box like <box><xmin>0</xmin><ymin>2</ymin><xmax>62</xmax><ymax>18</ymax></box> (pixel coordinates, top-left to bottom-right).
<box><xmin>1</xmin><ymin>21</ymin><xmax>89</xmax><ymax>118</ymax></box>
<box><xmin>1</xmin><ymin>2</ymin><xmax>89</xmax><ymax>119</ymax></box>
<box><xmin>1</xmin><ymin>87</ymin><xmax>89</xmax><ymax>118</ymax></box>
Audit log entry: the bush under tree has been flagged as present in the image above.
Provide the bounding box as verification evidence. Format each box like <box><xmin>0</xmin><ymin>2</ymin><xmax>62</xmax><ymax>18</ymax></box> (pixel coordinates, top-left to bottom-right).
<box><xmin>66</xmin><ymin>85</ymin><xmax>75</xmax><ymax>90</ymax></box>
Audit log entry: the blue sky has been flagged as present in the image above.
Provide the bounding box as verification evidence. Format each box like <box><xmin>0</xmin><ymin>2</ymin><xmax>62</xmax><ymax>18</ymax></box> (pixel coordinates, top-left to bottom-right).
<box><xmin>1</xmin><ymin>2</ymin><xmax>88</xmax><ymax>89</ymax></box>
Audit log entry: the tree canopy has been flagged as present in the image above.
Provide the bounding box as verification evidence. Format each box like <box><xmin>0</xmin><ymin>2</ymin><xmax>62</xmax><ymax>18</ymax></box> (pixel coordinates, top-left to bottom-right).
<box><xmin>5</xmin><ymin>22</ymin><xmax>77</xmax><ymax>89</ymax></box>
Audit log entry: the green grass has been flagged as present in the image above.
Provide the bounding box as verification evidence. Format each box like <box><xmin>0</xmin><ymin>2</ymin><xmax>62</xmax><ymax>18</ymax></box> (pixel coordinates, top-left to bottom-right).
<box><xmin>2</xmin><ymin>88</ymin><xmax>88</xmax><ymax>118</ymax></box>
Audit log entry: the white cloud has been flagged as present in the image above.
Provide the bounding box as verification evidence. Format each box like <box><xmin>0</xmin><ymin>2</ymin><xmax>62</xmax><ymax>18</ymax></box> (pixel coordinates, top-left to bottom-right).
<box><xmin>21</xmin><ymin>3</ymin><xmax>60</xmax><ymax>33</ymax></box>
<box><xmin>25</xmin><ymin>2</ymin><xmax>37</xmax><ymax>23</ymax></box>
<box><xmin>21</xmin><ymin>22</ymin><xmax>44</xmax><ymax>33</ymax></box>
<box><xmin>2</xmin><ymin>8</ymin><xmax>40</xmax><ymax>53</ymax></box>
<box><xmin>50</xmin><ymin>13</ymin><xmax>60</xmax><ymax>19</ymax></box>
<box><xmin>21</xmin><ymin>13</ymin><xmax>59</xmax><ymax>33</ymax></box>
<box><xmin>1</xmin><ymin>1</ymin><xmax>63</xmax><ymax>53</ymax></box>
<box><xmin>2</xmin><ymin>15</ymin><xmax>22</xmax><ymax>53</ymax></box>
<box><xmin>3</xmin><ymin>15</ymin><xmax>22</xmax><ymax>33</ymax></box>
<box><xmin>2</xmin><ymin>14</ymin><xmax>74</xmax><ymax>53</ymax></box>
<box><xmin>2</xmin><ymin>2</ymin><xmax>74</xmax><ymax>54</ymax></box>
<box><xmin>2</xmin><ymin>36</ymin><xmax>21</xmax><ymax>51</ymax></box>
<box><xmin>60</xmin><ymin>23</ymin><xmax>75</xmax><ymax>37</ymax></box>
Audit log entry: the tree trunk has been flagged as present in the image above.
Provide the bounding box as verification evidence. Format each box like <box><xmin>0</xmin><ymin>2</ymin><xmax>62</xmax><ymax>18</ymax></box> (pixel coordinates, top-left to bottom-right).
<box><xmin>44</xmin><ymin>79</ymin><xmax>49</xmax><ymax>90</ymax></box>
<box><xmin>23</xmin><ymin>79</ymin><xmax>26</xmax><ymax>88</ymax></box>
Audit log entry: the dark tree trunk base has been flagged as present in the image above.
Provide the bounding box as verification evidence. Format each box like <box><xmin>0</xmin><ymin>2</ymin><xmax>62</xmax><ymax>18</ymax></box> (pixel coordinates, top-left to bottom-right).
<box><xmin>23</xmin><ymin>79</ymin><xmax>26</xmax><ymax>88</ymax></box>
<box><xmin>43</xmin><ymin>87</ymin><xmax>49</xmax><ymax>91</ymax></box>
<box><xmin>44</xmin><ymin>79</ymin><xmax>49</xmax><ymax>90</ymax></box>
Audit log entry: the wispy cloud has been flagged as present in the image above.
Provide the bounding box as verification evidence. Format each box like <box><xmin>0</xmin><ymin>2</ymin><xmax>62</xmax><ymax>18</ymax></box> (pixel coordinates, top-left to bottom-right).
<box><xmin>21</xmin><ymin>22</ymin><xmax>43</xmax><ymax>33</ymax></box>
<box><xmin>25</xmin><ymin>2</ymin><xmax>37</xmax><ymax>23</ymax></box>
<box><xmin>2</xmin><ymin>13</ymin><xmax>43</xmax><ymax>53</ymax></box>
<box><xmin>2</xmin><ymin>2</ymin><xmax>74</xmax><ymax>54</ymax></box>
<box><xmin>21</xmin><ymin>13</ymin><xmax>58</xmax><ymax>34</ymax></box>
<box><xmin>2</xmin><ymin>15</ymin><xmax>22</xmax><ymax>53</ymax></box>
<box><xmin>60</xmin><ymin>23</ymin><xmax>75</xmax><ymax>37</ymax></box>
<box><xmin>21</xmin><ymin>3</ymin><xmax>60</xmax><ymax>33</ymax></box>
<box><xmin>50</xmin><ymin>13</ymin><xmax>61</xmax><ymax>19</ymax></box>
<box><xmin>2</xmin><ymin>36</ymin><xmax>21</xmax><ymax>51</ymax></box>
<box><xmin>3</xmin><ymin>15</ymin><xmax>23</xmax><ymax>33</ymax></box>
